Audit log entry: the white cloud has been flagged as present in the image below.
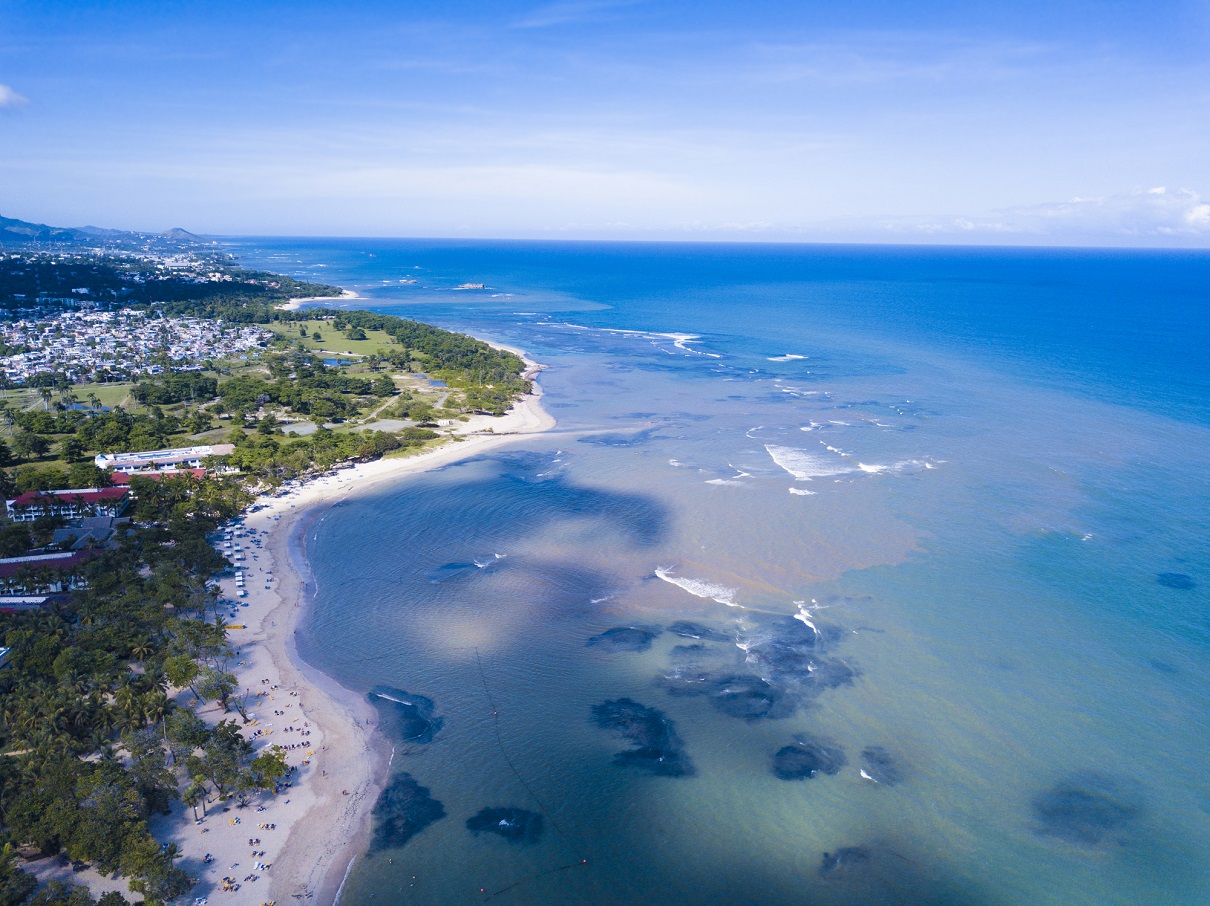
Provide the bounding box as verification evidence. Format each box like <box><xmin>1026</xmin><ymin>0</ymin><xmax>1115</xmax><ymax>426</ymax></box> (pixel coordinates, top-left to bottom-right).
<box><xmin>0</xmin><ymin>84</ymin><xmax>28</xmax><ymax>108</ymax></box>
<box><xmin>819</xmin><ymin>187</ymin><xmax>1210</xmax><ymax>246</ymax></box>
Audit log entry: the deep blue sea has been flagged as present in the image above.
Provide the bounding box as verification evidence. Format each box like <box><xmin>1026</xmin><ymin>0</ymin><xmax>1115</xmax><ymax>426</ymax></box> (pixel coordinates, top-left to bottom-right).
<box><xmin>231</xmin><ymin>239</ymin><xmax>1210</xmax><ymax>905</ymax></box>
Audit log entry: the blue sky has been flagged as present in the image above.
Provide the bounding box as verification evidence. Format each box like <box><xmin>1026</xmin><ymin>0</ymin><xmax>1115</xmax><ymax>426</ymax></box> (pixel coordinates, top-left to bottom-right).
<box><xmin>1</xmin><ymin>0</ymin><xmax>1208</xmax><ymax>244</ymax></box>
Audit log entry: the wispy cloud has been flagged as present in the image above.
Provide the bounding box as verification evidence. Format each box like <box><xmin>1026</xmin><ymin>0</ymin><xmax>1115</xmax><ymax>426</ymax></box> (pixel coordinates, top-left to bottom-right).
<box><xmin>513</xmin><ymin>0</ymin><xmax>642</xmax><ymax>30</ymax></box>
<box><xmin>813</xmin><ymin>187</ymin><xmax>1210</xmax><ymax>246</ymax></box>
<box><xmin>0</xmin><ymin>84</ymin><xmax>28</xmax><ymax>108</ymax></box>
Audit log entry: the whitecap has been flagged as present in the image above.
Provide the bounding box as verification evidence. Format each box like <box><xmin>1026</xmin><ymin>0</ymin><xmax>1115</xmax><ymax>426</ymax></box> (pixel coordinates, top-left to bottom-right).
<box><xmin>788</xmin><ymin>487</ymin><xmax>816</xmax><ymax>496</ymax></box>
<box><xmin>793</xmin><ymin>601</ymin><xmax>822</xmax><ymax>639</ymax></box>
<box><xmin>768</xmin><ymin>353</ymin><xmax>808</xmax><ymax>362</ymax></box>
<box><xmin>655</xmin><ymin>567</ymin><xmax>740</xmax><ymax>607</ymax></box>
<box><xmin>765</xmin><ymin>444</ymin><xmax>855</xmax><ymax>481</ymax></box>
<box><xmin>857</xmin><ymin>459</ymin><xmax>933</xmax><ymax>475</ymax></box>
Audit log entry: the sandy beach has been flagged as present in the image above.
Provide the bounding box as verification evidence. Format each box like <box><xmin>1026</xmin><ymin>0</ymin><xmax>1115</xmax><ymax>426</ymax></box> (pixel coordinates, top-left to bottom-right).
<box><xmin>277</xmin><ymin>289</ymin><xmax>361</xmax><ymax>311</ymax></box>
<box><xmin>154</xmin><ymin>356</ymin><xmax>554</xmax><ymax>906</ymax></box>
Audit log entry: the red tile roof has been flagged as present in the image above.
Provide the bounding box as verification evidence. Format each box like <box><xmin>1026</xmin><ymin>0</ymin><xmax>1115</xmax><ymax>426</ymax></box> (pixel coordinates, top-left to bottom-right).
<box><xmin>0</xmin><ymin>550</ymin><xmax>96</xmax><ymax>579</ymax></box>
<box><xmin>9</xmin><ymin>487</ymin><xmax>129</xmax><ymax>508</ymax></box>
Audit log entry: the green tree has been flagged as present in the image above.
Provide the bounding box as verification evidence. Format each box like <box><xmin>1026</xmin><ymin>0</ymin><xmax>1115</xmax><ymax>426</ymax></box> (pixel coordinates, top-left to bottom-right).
<box><xmin>0</xmin><ymin>843</ymin><xmax>37</xmax><ymax>906</ymax></box>
<box><xmin>194</xmin><ymin>666</ymin><xmax>237</xmax><ymax>711</ymax></box>
<box><xmin>28</xmin><ymin>881</ymin><xmax>95</xmax><ymax>906</ymax></box>
<box><xmin>59</xmin><ymin>436</ymin><xmax>86</xmax><ymax>462</ymax></box>
<box><xmin>247</xmin><ymin>746</ymin><xmax>289</xmax><ymax>791</ymax></box>
<box><xmin>163</xmin><ymin>655</ymin><xmax>200</xmax><ymax>699</ymax></box>
<box><xmin>11</xmin><ymin>432</ymin><xmax>49</xmax><ymax>461</ymax></box>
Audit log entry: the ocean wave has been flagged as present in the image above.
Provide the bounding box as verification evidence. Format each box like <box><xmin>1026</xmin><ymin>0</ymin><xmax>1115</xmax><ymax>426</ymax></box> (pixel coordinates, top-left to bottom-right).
<box><xmin>655</xmin><ymin>567</ymin><xmax>740</xmax><ymax>607</ymax></box>
<box><xmin>792</xmin><ymin>601</ymin><xmax>822</xmax><ymax>639</ymax></box>
<box><xmin>788</xmin><ymin>487</ymin><xmax>817</xmax><ymax>495</ymax></box>
<box><xmin>764</xmin><ymin>444</ymin><xmax>855</xmax><ymax>481</ymax></box>
<box><xmin>559</xmin><ymin>322</ymin><xmax>719</xmax><ymax>357</ymax></box>
<box><xmin>768</xmin><ymin>353</ymin><xmax>808</xmax><ymax>362</ymax></box>
<box><xmin>856</xmin><ymin>459</ymin><xmax>934</xmax><ymax>474</ymax></box>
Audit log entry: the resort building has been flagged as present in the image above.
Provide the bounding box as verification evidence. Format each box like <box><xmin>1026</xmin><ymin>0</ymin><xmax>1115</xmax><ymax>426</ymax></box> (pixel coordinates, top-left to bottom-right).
<box><xmin>0</xmin><ymin>550</ymin><xmax>96</xmax><ymax>594</ymax></box>
<box><xmin>95</xmin><ymin>443</ymin><xmax>235</xmax><ymax>474</ymax></box>
<box><xmin>0</xmin><ymin>595</ymin><xmax>51</xmax><ymax>614</ymax></box>
<box><xmin>6</xmin><ymin>487</ymin><xmax>130</xmax><ymax>522</ymax></box>
<box><xmin>109</xmin><ymin>467</ymin><xmax>207</xmax><ymax>485</ymax></box>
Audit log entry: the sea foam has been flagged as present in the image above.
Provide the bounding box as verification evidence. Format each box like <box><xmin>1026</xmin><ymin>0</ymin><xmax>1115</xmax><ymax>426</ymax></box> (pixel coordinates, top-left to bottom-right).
<box><xmin>764</xmin><ymin>444</ymin><xmax>854</xmax><ymax>481</ymax></box>
<box><xmin>656</xmin><ymin>568</ymin><xmax>739</xmax><ymax>607</ymax></box>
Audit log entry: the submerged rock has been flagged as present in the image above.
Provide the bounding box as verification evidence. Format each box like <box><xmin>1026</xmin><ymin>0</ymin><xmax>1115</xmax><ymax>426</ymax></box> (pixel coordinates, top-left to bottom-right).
<box><xmin>661</xmin><ymin>669</ymin><xmax>788</xmax><ymax>720</ymax></box>
<box><xmin>819</xmin><ymin>846</ymin><xmax>872</xmax><ymax>879</ymax></box>
<box><xmin>591</xmin><ymin>697</ymin><xmax>695</xmax><ymax>777</ymax></box>
<box><xmin>368</xmin><ymin>687</ymin><xmax>444</xmax><ymax>744</ymax></box>
<box><xmin>587</xmin><ymin>626</ymin><xmax>660</xmax><ymax>652</ymax></box>
<box><xmin>771</xmin><ymin>737</ymin><xmax>847</xmax><ymax>780</ymax></box>
<box><xmin>709</xmin><ymin>674</ymin><xmax>785</xmax><ymax>720</ymax></box>
<box><xmin>666</xmin><ymin>620</ymin><xmax>732</xmax><ymax>642</ymax></box>
<box><xmin>1156</xmin><ymin>572</ymin><xmax>1196</xmax><ymax>590</ymax></box>
<box><xmin>466</xmin><ymin>807</ymin><xmax>544</xmax><ymax>844</ymax></box>
<box><xmin>1032</xmin><ymin>776</ymin><xmax>1137</xmax><ymax>845</ymax></box>
<box><xmin>860</xmin><ymin>746</ymin><xmax>905</xmax><ymax>786</ymax></box>
<box><xmin>371</xmin><ymin>773</ymin><xmax>446</xmax><ymax>852</ymax></box>
<box><xmin>668</xmin><ymin>643</ymin><xmax>712</xmax><ymax>662</ymax></box>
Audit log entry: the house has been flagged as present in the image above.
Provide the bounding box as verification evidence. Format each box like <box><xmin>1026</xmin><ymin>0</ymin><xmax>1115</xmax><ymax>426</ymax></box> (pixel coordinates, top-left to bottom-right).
<box><xmin>0</xmin><ymin>647</ymin><xmax>10</xmax><ymax>669</ymax></box>
<box><xmin>6</xmin><ymin>487</ymin><xmax>130</xmax><ymax>522</ymax></box>
<box><xmin>95</xmin><ymin>444</ymin><xmax>235</xmax><ymax>474</ymax></box>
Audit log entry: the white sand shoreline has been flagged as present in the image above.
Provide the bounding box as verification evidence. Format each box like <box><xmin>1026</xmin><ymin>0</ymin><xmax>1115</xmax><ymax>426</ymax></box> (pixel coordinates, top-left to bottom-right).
<box><xmin>277</xmin><ymin>289</ymin><xmax>360</xmax><ymax>311</ymax></box>
<box><xmin>162</xmin><ymin>353</ymin><xmax>554</xmax><ymax>905</ymax></box>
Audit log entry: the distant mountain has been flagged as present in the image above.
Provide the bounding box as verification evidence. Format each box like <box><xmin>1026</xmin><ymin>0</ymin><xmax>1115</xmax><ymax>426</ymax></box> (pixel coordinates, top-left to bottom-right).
<box><xmin>0</xmin><ymin>214</ymin><xmax>91</xmax><ymax>245</ymax></box>
<box><xmin>160</xmin><ymin>227</ymin><xmax>201</xmax><ymax>241</ymax></box>
<box><xmin>0</xmin><ymin>214</ymin><xmax>207</xmax><ymax>250</ymax></box>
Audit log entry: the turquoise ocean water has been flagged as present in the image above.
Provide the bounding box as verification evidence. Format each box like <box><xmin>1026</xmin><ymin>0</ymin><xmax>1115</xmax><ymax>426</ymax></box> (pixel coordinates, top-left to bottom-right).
<box><xmin>231</xmin><ymin>239</ymin><xmax>1209</xmax><ymax>905</ymax></box>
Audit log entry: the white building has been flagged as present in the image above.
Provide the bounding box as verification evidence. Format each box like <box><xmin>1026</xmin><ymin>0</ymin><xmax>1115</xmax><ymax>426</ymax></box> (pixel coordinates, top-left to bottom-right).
<box><xmin>95</xmin><ymin>443</ymin><xmax>235</xmax><ymax>474</ymax></box>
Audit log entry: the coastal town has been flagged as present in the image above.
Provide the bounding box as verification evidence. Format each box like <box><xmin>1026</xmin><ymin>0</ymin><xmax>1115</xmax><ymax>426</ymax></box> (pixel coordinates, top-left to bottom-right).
<box><xmin>0</xmin><ymin>310</ymin><xmax>271</xmax><ymax>385</ymax></box>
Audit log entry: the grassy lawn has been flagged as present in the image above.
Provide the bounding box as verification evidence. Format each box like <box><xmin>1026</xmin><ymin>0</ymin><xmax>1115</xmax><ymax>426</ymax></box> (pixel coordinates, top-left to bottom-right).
<box><xmin>267</xmin><ymin>320</ymin><xmax>400</xmax><ymax>356</ymax></box>
<box><xmin>71</xmin><ymin>381</ymin><xmax>140</xmax><ymax>409</ymax></box>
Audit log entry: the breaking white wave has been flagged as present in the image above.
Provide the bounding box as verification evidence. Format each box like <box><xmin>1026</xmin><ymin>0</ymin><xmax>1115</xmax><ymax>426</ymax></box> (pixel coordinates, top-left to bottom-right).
<box><xmin>768</xmin><ymin>353</ymin><xmax>808</xmax><ymax>362</ymax></box>
<box><xmin>788</xmin><ymin>487</ymin><xmax>817</xmax><ymax>496</ymax></box>
<box><xmin>765</xmin><ymin>444</ymin><xmax>855</xmax><ymax>481</ymax></box>
<box><xmin>668</xmin><ymin>458</ymin><xmax>685</xmax><ymax>467</ymax></box>
<box><xmin>857</xmin><ymin>459</ymin><xmax>934</xmax><ymax>475</ymax></box>
<box><xmin>655</xmin><ymin>567</ymin><xmax>740</xmax><ymax>607</ymax></box>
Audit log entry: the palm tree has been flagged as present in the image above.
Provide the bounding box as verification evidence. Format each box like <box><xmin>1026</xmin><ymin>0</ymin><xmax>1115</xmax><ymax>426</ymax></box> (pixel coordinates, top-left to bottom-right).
<box><xmin>182</xmin><ymin>782</ymin><xmax>204</xmax><ymax>821</ymax></box>
<box><xmin>191</xmin><ymin>776</ymin><xmax>209</xmax><ymax>817</ymax></box>
<box><xmin>130</xmin><ymin>640</ymin><xmax>153</xmax><ymax>663</ymax></box>
<box><xmin>38</xmin><ymin>386</ymin><xmax>52</xmax><ymax>411</ymax></box>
